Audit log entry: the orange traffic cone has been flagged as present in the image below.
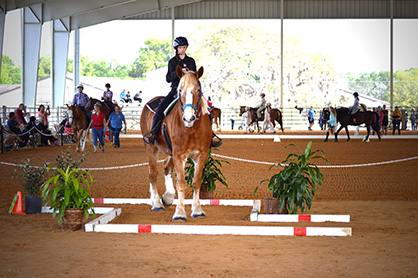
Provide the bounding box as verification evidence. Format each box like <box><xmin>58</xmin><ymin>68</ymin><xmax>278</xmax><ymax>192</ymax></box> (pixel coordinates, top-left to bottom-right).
<box><xmin>12</xmin><ymin>191</ymin><xmax>26</xmax><ymax>215</ymax></box>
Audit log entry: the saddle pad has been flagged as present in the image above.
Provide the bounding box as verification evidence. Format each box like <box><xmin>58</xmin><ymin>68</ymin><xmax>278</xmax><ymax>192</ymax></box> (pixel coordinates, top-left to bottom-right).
<box><xmin>163</xmin><ymin>97</ymin><xmax>179</xmax><ymax>117</ymax></box>
<box><xmin>146</xmin><ymin>97</ymin><xmax>164</xmax><ymax>113</ymax></box>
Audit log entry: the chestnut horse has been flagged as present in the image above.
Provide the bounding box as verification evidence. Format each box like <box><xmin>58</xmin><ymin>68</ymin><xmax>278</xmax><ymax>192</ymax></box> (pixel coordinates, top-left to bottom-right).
<box><xmin>325</xmin><ymin>107</ymin><xmax>381</xmax><ymax>142</ymax></box>
<box><xmin>239</xmin><ymin>106</ymin><xmax>284</xmax><ymax>133</ymax></box>
<box><xmin>66</xmin><ymin>105</ymin><xmax>90</xmax><ymax>152</ymax></box>
<box><xmin>140</xmin><ymin>66</ymin><xmax>212</xmax><ymax>222</ymax></box>
<box><xmin>211</xmin><ymin>107</ymin><xmax>222</xmax><ymax>131</ymax></box>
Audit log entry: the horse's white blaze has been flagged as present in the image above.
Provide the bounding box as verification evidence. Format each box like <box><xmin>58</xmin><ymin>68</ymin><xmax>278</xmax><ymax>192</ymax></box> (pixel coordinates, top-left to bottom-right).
<box><xmin>183</xmin><ymin>89</ymin><xmax>195</xmax><ymax>126</ymax></box>
<box><xmin>67</xmin><ymin>110</ymin><xmax>73</xmax><ymax>125</ymax></box>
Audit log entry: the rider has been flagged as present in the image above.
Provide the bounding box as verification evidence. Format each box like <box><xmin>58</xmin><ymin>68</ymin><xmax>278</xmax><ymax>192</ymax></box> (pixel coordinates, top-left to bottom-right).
<box><xmin>143</xmin><ymin>36</ymin><xmax>222</xmax><ymax>148</ymax></box>
<box><xmin>256</xmin><ymin>93</ymin><xmax>267</xmax><ymax>120</ymax></box>
<box><xmin>72</xmin><ymin>84</ymin><xmax>91</xmax><ymax>125</ymax></box>
<box><xmin>349</xmin><ymin>92</ymin><xmax>360</xmax><ymax>122</ymax></box>
<box><xmin>102</xmin><ymin>83</ymin><xmax>115</xmax><ymax>114</ymax></box>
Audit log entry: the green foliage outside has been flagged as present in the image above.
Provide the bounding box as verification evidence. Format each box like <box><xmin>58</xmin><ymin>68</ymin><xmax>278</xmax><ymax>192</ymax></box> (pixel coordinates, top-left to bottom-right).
<box><xmin>254</xmin><ymin>141</ymin><xmax>328</xmax><ymax>214</ymax></box>
<box><xmin>1</xmin><ymin>55</ymin><xmax>21</xmax><ymax>84</ymax></box>
<box><xmin>348</xmin><ymin>68</ymin><xmax>418</xmax><ymax>107</ymax></box>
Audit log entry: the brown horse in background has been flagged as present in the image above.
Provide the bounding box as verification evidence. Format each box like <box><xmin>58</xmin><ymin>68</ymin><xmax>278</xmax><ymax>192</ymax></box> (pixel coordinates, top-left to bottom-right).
<box><xmin>88</xmin><ymin>98</ymin><xmax>111</xmax><ymax>119</ymax></box>
<box><xmin>140</xmin><ymin>66</ymin><xmax>212</xmax><ymax>222</ymax></box>
<box><xmin>239</xmin><ymin>106</ymin><xmax>284</xmax><ymax>133</ymax></box>
<box><xmin>211</xmin><ymin>107</ymin><xmax>222</xmax><ymax>131</ymax></box>
<box><xmin>66</xmin><ymin>105</ymin><xmax>90</xmax><ymax>152</ymax></box>
<box><xmin>327</xmin><ymin>107</ymin><xmax>381</xmax><ymax>142</ymax></box>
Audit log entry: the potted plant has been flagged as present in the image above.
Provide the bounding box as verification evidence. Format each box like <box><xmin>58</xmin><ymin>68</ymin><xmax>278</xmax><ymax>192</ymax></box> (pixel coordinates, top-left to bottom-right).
<box><xmin>42</xmin><ymin>166</ymin><xmax>95</xmax><ymax>231</ymax></box>
<box><xmin>254</xmin><ymin>141</ymin><xmax>328</xmax><ymax>214</ymax></box>
<box><xmin>13</xmin><ymin>159</ymin><xmax>49</xmax><ymax>214</ymax></box>
<box><xmin>185</xmin><ymin>149</ymin><xmax>230</xmax><ymax>199</ymax></box>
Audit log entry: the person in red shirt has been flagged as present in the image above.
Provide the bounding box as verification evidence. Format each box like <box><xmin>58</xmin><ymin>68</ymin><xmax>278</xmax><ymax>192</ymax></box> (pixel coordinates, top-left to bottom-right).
<box><xmin>14</xmin><ymin>103</ymin><xmax>27</xmax><ymax>126</ymax></box>
<box><xmin>88</xmin><ymin>103</ymin><xmax>107</xmax><ymax>153</ymax></box>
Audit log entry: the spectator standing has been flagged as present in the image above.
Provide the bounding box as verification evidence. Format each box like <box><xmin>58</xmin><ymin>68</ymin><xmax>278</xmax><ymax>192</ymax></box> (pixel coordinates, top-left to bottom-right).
<box><xmin>88</xmin><ymin>103</ymin><xmax>107</xmax><ymax>153</ymax></box>
<box><xmin>38</xmin><ymin>104</ymin><xmax>50</xmax><ymax>128</ymax></box>
<box><xmin>410</xmin><ymin>108</ymin><xmax>416</xmax><ymax>131</ymax></box>
<box><xmin>376</xmin><ymin>106</ymin><xmax>384</xmax><ymax>135</ymax></box>
<box><xmin>382</xmin><ymin>104</ymin><xmax>389</xmax><ymax>135</ymax></box>
<box><xmin>324</xmin><ymin>107</ymin><xmax>337</xmax><ymax>140</ymax></box>
<box><xmin>307</xmin><ymin>106</ymin><xmax>315</xmax><ymax>131</ymax></box>
<box><xmin>107</xmin><ymin>106</ymin><xmax>126</xmax><ymax>148</ymax></box>
<box><xmin>319</xmin><ymin>108</ymin><xmax>326</xmax><ymax>130</ymax></box>
<box><xmin>404</xmin><ymin>108</ymin><xmax>408</xmax><ymax>130</ymax></box>
<box><xmin>230</xmin><ymin>109</ymin><xmax>237</xmax><ymax>130</ymax></box>
<box><xmin>392</xmin><ymin>106</ymin><xmax>401</xmax><ymax>135</ymax></box>
<box><xmin>14</xmin><ymin>103</ymin><xmax>27</xmax><ymax>126</ymax></box>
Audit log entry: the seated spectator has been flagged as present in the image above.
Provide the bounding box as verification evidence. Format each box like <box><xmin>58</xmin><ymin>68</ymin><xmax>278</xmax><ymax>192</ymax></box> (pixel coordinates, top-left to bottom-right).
<box><xmin>24</xmin><ymin>112</ymin><xmax>30</xmax><ymax>124</ymax></box>
<box><xmin>7</xmin><ymin>112</ymin><xmax>29</xmax><ymax>148</ymax></box>
<box><xmin>120</xmin><ymin>89</ymin><xmax>129</xmax><ymax>103</ymax></box>
<box><xmin>134</xmin><ymin>91</ymin><xmax>142</xmax><ymax>106</ymax></box>
<box><xmin>26</xmin><ymin>116</ymin><xmax>56</xmax><ymax>146</ymax></box>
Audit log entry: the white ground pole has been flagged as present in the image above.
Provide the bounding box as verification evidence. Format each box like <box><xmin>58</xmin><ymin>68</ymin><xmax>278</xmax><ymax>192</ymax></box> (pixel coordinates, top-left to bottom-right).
<box><xmin>93</xmin><ymin>224</ymin><xmax>352</xmax><ymax>237</ymax></box>
<box><xmin>93</xmin><ymin>198</ymin><xmax>255</xmax><ymax>207</ymax></box>
<box><xmin>21</xmin><ymin>4</ymin><xmax>42</xmax><ymax>108</ymax></box>
<box><xmin>255</xmin><ymin>214</ymin><xmax>350</xmax><ymax>223</ymax></box>
<box><xmin>51</xmin><ymin>18</ymin><xmax>70</xmax><ymax>108</ymax></box>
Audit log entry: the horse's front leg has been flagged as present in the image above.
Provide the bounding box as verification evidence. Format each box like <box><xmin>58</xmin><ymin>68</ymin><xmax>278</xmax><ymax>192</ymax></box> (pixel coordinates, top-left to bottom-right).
<box><xmin>74</xmin><ymin>130</ymin><xmax>80</xmax><ymax>152</ymax></box>
<box><xmin>146</xmin><ymin>146</ymin><xmax>164</xmax><ymax>211</ymax></box>
<box><xmin>161</xmin><ymin>157</ymin><xmax>176</xmax><ymax>207</ymax></box>
<box><xmin>191</xmin><ymin>157</ymin><xmax>207</xmax><ymax>219</ymax></box>
<box><xmin>172</xmin><ymin>157</ymin><xmax>187</xmax><ymax>222</ymax></box>
<box><xmin>334</xmin><ymin>125</ymin><xmax>344</xmax><ymax>142</ymax></box>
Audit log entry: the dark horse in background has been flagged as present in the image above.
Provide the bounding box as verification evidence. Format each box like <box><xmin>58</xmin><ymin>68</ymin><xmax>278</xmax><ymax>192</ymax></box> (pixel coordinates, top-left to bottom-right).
<box><xmin>239</xmin><ymin>106</ymin><xmax>284</xmax><ymax>133</ymax></box>
<box><xmin>88</xmin><ymin>98</ymin><xmax>112</xmax><ymax>119</ymax></box>
<box><xmin>211</xmin><ymin>107</ymin><xmax>222</xmax><ymax>132</ymax></box>
<box><xmin>325</xmin><ymin>107</ymin><xmax>381</xmax><ymax>142</ymax></box>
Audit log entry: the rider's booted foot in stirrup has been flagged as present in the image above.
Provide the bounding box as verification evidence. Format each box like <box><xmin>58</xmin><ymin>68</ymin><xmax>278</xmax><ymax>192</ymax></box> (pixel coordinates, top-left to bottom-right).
<box><xmin>211</xmin><ymin>132</ymin><xmax>223</xmax><ymax>148</ymax></box>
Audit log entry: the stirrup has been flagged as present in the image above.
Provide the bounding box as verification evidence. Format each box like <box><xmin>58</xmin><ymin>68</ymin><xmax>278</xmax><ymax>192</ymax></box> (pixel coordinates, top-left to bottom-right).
<box><xmin>143</xmin><ymin>132</ymin><xmax>155</xmax><ymax>145</ymax></box>
<box><xmin>210</xmin><ymin>132</ymin><xmax>223</xmax><ymax>148</ymax></box>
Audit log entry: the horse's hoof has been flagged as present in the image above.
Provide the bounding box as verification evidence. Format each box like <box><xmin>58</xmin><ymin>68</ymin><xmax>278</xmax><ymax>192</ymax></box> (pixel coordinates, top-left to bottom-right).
<box><xmin>191</xmin><ymin>213</ymin><xmax>206</xmax><ymax>219</ymax></box>
<box><xmin>323</xmin><ymin>139</ymin><xmax>328</xmax><ymax>142</ymax></box>
<box><xmin>161</xmin><ymin>198</ymin><xmax>171</xmax><ymax>207</ymax></box>
<box><xmin>334</xmin><ymin>140</ymin><xmax>338</xmax><ymax>142</ymax></box>
<box><xmin>151</xmin><ymin>206</ymin><xmax>164</xmax><ymax>212</ymax></box>
<box><xmin>172</xmin><ymin>216</ymin><xmax>187</xmax><ymax>222</ymax></box>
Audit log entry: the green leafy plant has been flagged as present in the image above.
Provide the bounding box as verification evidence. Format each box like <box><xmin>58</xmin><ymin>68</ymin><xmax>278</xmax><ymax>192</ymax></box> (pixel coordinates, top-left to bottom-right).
<box><xmin>42</xmin><ymin>166</ymin><xmax>95</xmax><ymax>225</ymax></box>
<box><xmin>185</xmin><ymin>149</ymin><xmax>230</xmax><ymax>192</ymax></box>
<box><xmin>13</xmin><ymin>159</ymin><xmax>49</xmax><ymax>196</ymax></box>
<box><xmin>254</xmin><ymin>141</ymin><xmax>328</xmax><ymax>214</ymax></box>
<box><xmin>55</xmin><ymin>148</ymin><xmax>87</xmax><ymax>172</ymax></box>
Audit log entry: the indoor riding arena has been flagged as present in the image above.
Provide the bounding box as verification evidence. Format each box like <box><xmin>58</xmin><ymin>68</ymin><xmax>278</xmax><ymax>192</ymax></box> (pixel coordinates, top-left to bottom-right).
<box><xmin>1</xmin><ymin>130</ymin><xmax>417</xmax><ymax>277</ymax></box>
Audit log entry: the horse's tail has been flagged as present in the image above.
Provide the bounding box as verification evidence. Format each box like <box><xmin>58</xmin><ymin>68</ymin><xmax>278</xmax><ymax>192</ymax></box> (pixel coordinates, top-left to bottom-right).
<box><xmin>218</xmin><ymin>109</ymin><xmax>221</xmax><ymax>123</ymax></box>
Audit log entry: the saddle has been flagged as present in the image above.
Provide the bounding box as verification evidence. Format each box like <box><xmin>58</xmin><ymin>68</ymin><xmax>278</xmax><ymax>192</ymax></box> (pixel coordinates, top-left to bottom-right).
<box><xmin>349</xmin><ymin>111</ymin><xmax>362</xmax><ymax>125</ymax></box>
<box><xmin>253</xmin><ymin>108</ymin><xmax>265</xmax><ymax>121</ymax></box>
<box><xmin>146</xmin><ymin>97</ymin><xmax>179</xmax><ymax>117</ymax></box>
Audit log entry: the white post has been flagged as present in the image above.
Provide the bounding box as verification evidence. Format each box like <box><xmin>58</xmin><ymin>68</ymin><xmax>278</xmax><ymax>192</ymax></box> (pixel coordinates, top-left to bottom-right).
<box><xmin>171</xmin><ymin>6</ymin><xmax>175</xmax><ymax>56</ymax></box>
<box><xmin>74</xmin><ymin>29</ymin><xmax>80</xmax><ymax>93</ymax></box>
<box><xmin>51</xmin><ymin>18</ymin><xmax>70</xmax><ymax>108</ymax></box>
<box><xmin>0</xmin><ymin>0</ymin><xmax>5</xmax><ymax>79</ymax></box>
<box><xmin>21</xmin><ymin>5</ymin><xmax>43</xmax><ymax>107</ymax></box>
<box><xmin>280</xmin><ymin>0</ymin><xmax>284</xmax><ymax>110</ymax></box>
<box><xmin>390</xmin><ymin>0</ymin><xmax>394</xmax><ymax>110</ymax></box>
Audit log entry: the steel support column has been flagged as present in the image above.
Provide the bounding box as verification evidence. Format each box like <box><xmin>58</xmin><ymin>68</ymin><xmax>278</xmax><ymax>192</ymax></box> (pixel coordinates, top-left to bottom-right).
<box><xmin>171</xmin><ymin>6</ymin><xmax>175</xmax><ymax>56</ymax></box>
<box><xmin>51</xmin><ymin>17</ymin><xmax>70</xmax><ymax>107</ymax></box>
<box><xmin>390</xmin><ymin>0</ymin><xmax>394</xmax><ymax>110</ymax></box>
<box><xmin>280</xmin><ymin>0</ymin><xmax>284</xmax><ymax>110</ymax></box>
<box><xmin>21</xmin><ymin>4</ymin><xmax>42</xmax><ymax>107</ymax></box>
<box><xmin>0</xmin><ymin>0</ymin><xmax>6</xmax><ymax>78</ymax></box>
<box><xmin>74</xmin><ymin>29</ymin><xmax>80</xmax><ymax>92</ymax></box>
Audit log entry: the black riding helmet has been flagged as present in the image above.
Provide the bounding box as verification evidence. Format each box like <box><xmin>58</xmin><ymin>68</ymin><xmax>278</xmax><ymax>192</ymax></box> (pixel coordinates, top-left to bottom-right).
<box><xmin>353</xmin><ymin>92</ymin><xmax>359</xmax><ymax>97</ymax></box>
<box><xmin>173</xmin><ymin>36</ymin><xmax>189</xmax><ymax>48</ymax></box>
<box><xmin>105</xmin><ymin>83</ymin><xmax>111</xmax><ymax>88</ymax></box>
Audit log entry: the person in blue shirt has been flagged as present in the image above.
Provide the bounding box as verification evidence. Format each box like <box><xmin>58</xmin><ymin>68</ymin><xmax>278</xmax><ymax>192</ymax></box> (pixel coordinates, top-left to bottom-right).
<box><xmin>324</xmin><ymin>107</ymin><xmax>338</xmax><ymax>142</ymax></box>
<box><xmin>120</xmin><ymin>89</ymin><xmax>128</xmax><ymax>103</ymax></box>
<box><xmin>307</xmin><ymin>106</ymin><xmax>315</xmax><ymax>131</ymax></box>
<box><xmin>106</xmin><ymin>106</ymin><xmax>126</xmax><ymax>148</ymax></box>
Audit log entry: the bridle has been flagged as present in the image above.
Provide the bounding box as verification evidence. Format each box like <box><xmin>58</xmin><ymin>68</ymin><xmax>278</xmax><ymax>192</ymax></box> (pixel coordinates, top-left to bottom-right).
<box><xmin>178</xmin><ymin>88</ymin><xmax>203</xmax><ymax>120</ymax></box>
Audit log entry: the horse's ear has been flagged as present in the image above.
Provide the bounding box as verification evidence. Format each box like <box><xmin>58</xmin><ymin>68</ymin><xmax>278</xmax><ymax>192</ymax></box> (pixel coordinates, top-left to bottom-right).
<box><xmin>176</xmin><ymin>65</ymin><xmax>184</xmax><ymax>78</ymax></box>
<box><xmin>196</xmin><ymin>66</ymin><xmax>204</xmax><ymax>79</ymax></box>
<box><xmin>66</xmin><ymin>104</ymin><xmax>70</xmax><ymax>109</ymax></box>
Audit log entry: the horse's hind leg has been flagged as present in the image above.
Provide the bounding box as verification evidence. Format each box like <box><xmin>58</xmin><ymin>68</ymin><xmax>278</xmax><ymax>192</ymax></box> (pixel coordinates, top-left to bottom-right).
<box><xmin>345</xmin><ymin>126</ymin><xmax>350</xmax><ymax>141</ymax></box>
<box><xmin>191</xmin><ymin>156</ymin><xmax>207</xmax><ymax>219</ymax></box>
<box><xmin>146</xmin><ymin>146</ymin><xmax>164</xmax><ymax>211</ymax></box>
<box><xmin>161</xmin><ymin>156</ymin><xmax>176</xmax><ymax>207</ymax></box>
<box><xmin>363</xmin><ymin>125</ymin><xmax>371</xmax><ymax>142</ymax></box>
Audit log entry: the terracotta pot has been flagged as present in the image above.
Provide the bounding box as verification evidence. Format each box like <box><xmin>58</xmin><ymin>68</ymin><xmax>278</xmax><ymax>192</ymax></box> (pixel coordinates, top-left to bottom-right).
<box><xmin>61</xmin><ymin>208</ymin><xmax>84</xmax><ymax>231</ymax></box>
<box><xmin>264</xmin><ymin>197</ymin><xmax>288</xmax><ymax>214</ymax></box>
<box><xmin>199</xmin><ymin>184</ymin><xmax>214</xmax><ymax>199</ymax></box>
